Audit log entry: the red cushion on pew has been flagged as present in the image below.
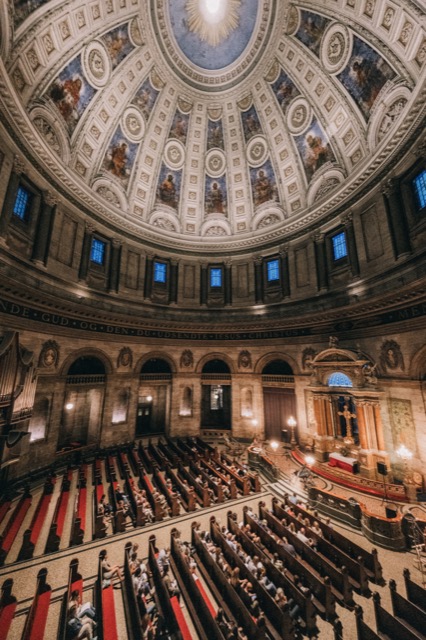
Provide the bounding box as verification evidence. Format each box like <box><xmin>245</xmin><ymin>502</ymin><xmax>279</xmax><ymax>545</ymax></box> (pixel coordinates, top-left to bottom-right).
<box><xmin>28</xmin><ymin>590</ymin><xmax>51</xmax><ymax>640</ymax></box>
<box><xmin>0</xmin><ymin>502</ymin><xmax>11</xmax><ymax>528</ymax></box>
<box><xmin>143</xmin><ymin>476</ymin><xmax>153</xmax><ymax>493</ymax></box>
<box><xmin>170</xmin><ymin>595</ymin><xmax>193</xmax><ymax>640</ymax></box>
<box><xmin>55</xmin><ymin>491</ymin><xmax>70</xmax><ymax>538</ymax></box>
<box><xmin>96</xmin><ymin>484</ymin><xmax>104</xmax><ymax>503</ymax></box>
<box><xmin>1</xmin><ymin>497</ymin><xmax>32</xmax><ymax>553</ymax></box>
<box><xmin>0</xmin><ymin>601</ymin><xmax>17</xmax><ymax>640</ymax></box>
<box><xmin>77</xmin><ymin>488</ymin><xmax>87</xmax><ymax>532</ymax></box>
<box><xmin>194</xmin><ymin>576</ymin><xmax>216</xmax><ymax>618</ymax></box>
<box><xmin>101</xmin><ymin>585</ymin><xmax>118</xmax><ymax>640</ymax></box>
<box><xmin>70</xmin><ymin>579</ymin><xmax>83</xmax><ymax>598</ymax></box>
<box><xmin>30</xmin><ymin>495</ymin><xmax>52</xmax><ymax>546</ymax></box>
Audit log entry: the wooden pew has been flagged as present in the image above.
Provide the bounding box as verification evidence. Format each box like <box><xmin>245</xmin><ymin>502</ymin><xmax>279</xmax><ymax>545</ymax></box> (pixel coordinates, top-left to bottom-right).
<box><xmin>210</xmin><ymin>516</ymin><xmax>299</xmax><ymax>640</ymax></box>
<box><xmin>70</xmin><ymin>465</ymin><xmax>87</xmax><ymax>546</ymax></box>
<box><xmin>191</xmin><ymin>524</ymin><xmax>264</xmax><ymax>640</ymax></box>
<box><xmin>373</xmin><ymin>591</ymin><xmax>422</xmax><ymax>640</ymax></box>
<box><xmin>199</xmin><ymin>459</ymin><xmax>237</xmax><ymax>499</ymax></box>
<box><xmin>148</xmin><ymin>535</ymin><xmax>188</xmax><ymax>640</ymax></box>
<box><xmin>117</xmin><ymin>453</ymin><xmax>146</xmax><ymax>528</ymax></box>
<box><xmin>138</xmin><ymin>442</ymin><xmax>155</xmax><ymax>474</ymax></box>
<box><xmin>157</xmin><ymin>439</ymin><xmax>180</xmax><ymax>467</ymax></box>
<box><xmin>0</xmin><ymin>486</ymin><xmax>32</xmax><ymax>566</ymax></box>
<box><xmin>189</xmin><ymin>459</ymin><xmax>225</xmax><ymax>503</ymax></box>
<box><xmin>274</xmin><ymin>498</ymin><xmax>370</xmax><ymax>595</ymax></box>
<box><xmin>170</xmin><ymin>528</ymin><xmax>226</xmax><ymax>640</ymax></box>
<box><xmin>354</xmin><ymin>605</ymin><xmax>381</xmax><ymax>640</ymax></box>
<box><xmin>288</xmin><ymin>495</ymin><xmax>384</xmax><ymax>585</ymax></box>
<box><xmin>389</xmin><ymin>578</ymin><xmax>426</xmax><ymax>638</ymax></box>
<box><xmin>93</xmin><ymin>473</ymin><xmax>107</xmax><ymax>540</ymax></box>
<box><xmin>95</xmin><ymin>553</ymin><xmax>119</xmax><ymax>640</ymax></box>
<box><xmin>21</xmin><ymin>569</ymin><xmax>51</xmax><ymax>640</ymax></box>
<box><xmin>148</xmin><ymin>440</ymin><xmax>168</xmax><ymax>470</ymax></box>
<box><xmin>138</xmin><ymin>468</ymin><xmax>164</xmax><ymax>522</ymax></box>
<box><xmin>165</xmin><ymin>464</ymin><xmax>196</xmax><ymax>512</ymax></box>
<box><xmin>58</xmin><ymin>559</ymin><xmax>83</xmax><ymax>640</ymax></box>
<box><xmin>178</xmin><ymin>462</ymin><xmax>211</xmax><ymax>508</ymax></box>
<box><xmin>243</xmin><ymin>506</ymin><xmax>337</xmax><ymax>622</ymax></box>
<box><xmin>154</xmin><ymin>467</ymin><xmax>180</xmax><ymax>516</ymax></box>
<box><xmin>260</xmin><ymin>501</ymin><xmax>354</xmax><ymax>607</ymax></box>
<box><xmin>122</xmin><ymin>542</ymin><xmax>143</xmax><ymax>640</ymax></box>
<box><xmin>166</xmin><ymin>437</ymin><xmax>191</xmax><ymax>465</ymax></box>
<box><xmin>213</xmin><ymin>455</ymin><xmax>251</xmax><ymax>495</ymax></box>
<box><xmin>18</xmin><ymin>477</ymin><xmax>55</xmax><ymax>561</ymax></box>
<box><xmin>403</xmin><ymin>568</ymin><xmax>426</xmax><ymax>613</ymax></box>
<box><xmin>0</xmin><ymin>578</ymin><xmax>17</xmax><ymax>640</ymax></box>
<box><xmin>45</xmin><ymin>469</ymin><xmax>72</xmax><ymax>553</ymax></box>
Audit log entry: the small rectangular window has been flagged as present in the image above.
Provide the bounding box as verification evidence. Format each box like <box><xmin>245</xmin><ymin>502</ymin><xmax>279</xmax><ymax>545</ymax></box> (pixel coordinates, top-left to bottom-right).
<box><xmin>267</xmin><ymin>258</ymin><xmax>280</xmax><ymax>282</ymax></box>
<box><xmin>331</xmin><ymin>231</ymin><xmax>348</xmax><ymax>261</ymax></box>
<box><xmin>210</xmin><ymin>267</ymin><xmax>222</xmax><ymax>288</ymax></box>
<box><xmin>413</xmin><ymin>170</ymin><xmax>426</xmax><ymax>210</ymax></box>
<box><xmin>90</xmin><ymin>238</ymin><xmax>106</xmax><ymax>265</ymax></box>
<box><xmin>154</xmin><ymin>261</ymin><xmax>167</xmax><ymax>283</ymax></box>
<box><xmin>13</xmin><ymin>186</ymin><xmax>31</xmax><ymax>221</ymax></box>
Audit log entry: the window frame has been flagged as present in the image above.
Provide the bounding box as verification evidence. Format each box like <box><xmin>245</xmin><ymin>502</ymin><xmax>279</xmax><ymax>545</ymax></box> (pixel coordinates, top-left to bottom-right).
<box><xmin>90</xmin><ymin>237</ymin><xmax>107</xmax><ymax>267</ymax></box>
<box><xmin>413</xmin><ymin>168</ymin><xmax>426</xmax><ymax>213</ymax></box>
<box><xmin>265</xmin><ymin>256</ymin><xmax>281</xmax><ymax>286</ymax></box>
<box><xmin>331</xmin><ymin>231</ymin><xmax>348</xmax><ymax>263</ymax></box>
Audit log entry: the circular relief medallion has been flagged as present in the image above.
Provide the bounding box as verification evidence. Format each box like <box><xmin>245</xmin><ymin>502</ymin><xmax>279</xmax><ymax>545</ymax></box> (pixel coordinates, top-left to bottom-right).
<box><xmin>82</xmin><ymin>41</ymin><xmax>111</xmax><ymax>88</ymax></box>
<box><xmin>246</xmin><ymin>136</ymin><xmax>268</xmax><ymax>167</ymax></box>
<box><xmin>122</xmin><ymin>106</ymin><xmax>145</xmax><ymax>142</ymax></box>
<box><xmin>287</xmin><ymin>98</ymin><xmax>312</xmax><ymax>135</ymax></box>
<box><xmin>321</xmin><ymin>24</ymin><xmax>351</xmax><ymax>74</ymax></box>
<box><xmin>205</xmin><ymin>149</ymin><xmax>226</xmax><ymax>177</ymax></box>
<box><xmin>165</xmin><ymin>139</ymin><xmax>186</xmax><ymax>170</ymax></box>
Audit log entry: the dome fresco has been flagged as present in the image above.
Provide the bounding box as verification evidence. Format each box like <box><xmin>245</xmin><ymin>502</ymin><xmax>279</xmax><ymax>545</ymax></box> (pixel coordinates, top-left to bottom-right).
<box><xmin>0</xmin><ymin>0</ymin><xmax>425</xmax><ymax>254</ymax></box>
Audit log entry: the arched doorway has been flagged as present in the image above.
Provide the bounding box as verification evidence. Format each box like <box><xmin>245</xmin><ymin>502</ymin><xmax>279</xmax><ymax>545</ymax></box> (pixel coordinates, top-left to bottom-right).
<box><xmin>201</xmin><ymin>359</ymin><xmax>232</xmax><ymax>430</ymax></box>
<box><xmin>327</xmin><ymin>372</ymin><xmax>359</xmax><ymax>444</ymax></box>
<box><xmin>137</xmin><ymin>358</ymin><xmax>172</xmax><ymax>437</ymax></box>
<box><xmin>59</xmin><ymin>356</ymin><xmax>106</xmax><ymax>450</ymax></box>
<box><xmin>262</xmin><ymin>359</ymin><xmax>296</xmax><ymax>442</ymax></box>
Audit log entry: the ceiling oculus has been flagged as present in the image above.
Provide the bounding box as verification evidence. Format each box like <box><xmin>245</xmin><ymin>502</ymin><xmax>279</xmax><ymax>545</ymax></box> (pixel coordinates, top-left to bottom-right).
<box><xmin>186</xmin><ymin>0</ymin><xmax>241</xmax><ymax>47</ymax></box>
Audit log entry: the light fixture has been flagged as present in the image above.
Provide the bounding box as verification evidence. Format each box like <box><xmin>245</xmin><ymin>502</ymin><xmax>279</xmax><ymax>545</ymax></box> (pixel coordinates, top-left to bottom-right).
<box><xmin>146</xmin><ymin>395</ymin><xmax>153</xmax><ymax>402</ymax></box>
<box><xmin>65</xmin><ymin>402</ymin><xmax>74</xmax><ymax>410</ymax></box>
<box><xmin>270</xmin><ymin>440</ymin><xmax>279</xmax><ymax>452</ymax></box>
<box><xmin>288</xmin><ymin>416</ymin><xmax>297</xmax><ymax>448</ymax></box>
<box><xmin>305</xmin><ymin>455</ymin><xmax>315</xmax><ymax>468</ymax></box>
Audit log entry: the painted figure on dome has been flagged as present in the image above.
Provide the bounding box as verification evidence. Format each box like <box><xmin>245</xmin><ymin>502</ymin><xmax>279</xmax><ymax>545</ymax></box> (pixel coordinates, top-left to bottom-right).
<box><xmin>49</xmin><ymin>55</ymin><xmax>96</xmax><ymax>133</ymax></box>
<box><xmin>157</xmin><ymin>165</ymin><xmax>181</xmax><ymax>210</ymax></box>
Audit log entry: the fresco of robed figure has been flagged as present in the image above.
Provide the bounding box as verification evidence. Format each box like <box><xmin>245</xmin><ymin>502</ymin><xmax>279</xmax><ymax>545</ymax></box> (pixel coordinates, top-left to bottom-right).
<box><xmin>49</xmin><ymin>55</ymin><xmax>97</xmax><ymax>134</ymax></box>
<box><xmin>101</xmin><ymin>23</ymin><xmax>134</xmax><ymax>70</ymax></box>
<box><xmin>102</xmin><ymin>126</ymin><xmax>138</xmax><ymax>187</ymax></box>
<box><xmin>157</xmin><ymin>164</ymin><xmax>182</xmax><ymax>210</ymax></box>
<box><xmin>294</xmin><ymin>10</ymin><xmax>330</xmax><ymax>57</ymax></box>
<box><xmin>131</xmin><ymin>78</ymin><xmax>160</xmax><ymax>122</ymax></box>
<box><xmin>207</xmin><ymin>119</ymin><xmax>225</xmax><ymax>150</ymax></box>
<box><xmin>241</xmin><ymin>106</ymin><xmax>263</xmax><ymax>143</ymax></box>
<box><xmin>271</xmin><ymin>69</ymin><xmax>300</xmax><ymax>114</ymax></box>
<box><xmin>205</xmin><ymin>175</ymin><xmax>228</xmax><ymax>215</ymax></box>
<box><xmin>295</xmin><ymin>119</ymin><xmax>336</xmax><ymax>182</ymax></box>
<box><xmin>250</xmin><ymin>160</ymin><xmax>278</xmax><ymax>207</ymax></box>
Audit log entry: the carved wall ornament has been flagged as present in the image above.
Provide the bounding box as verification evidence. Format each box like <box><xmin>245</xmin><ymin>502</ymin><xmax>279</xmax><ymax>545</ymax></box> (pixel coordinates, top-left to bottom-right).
<box><xmin>96</xmin><ymin>185</ymin><xmax>121</xmax><ymax>206</ymax></box>
<box><xmin>238</xmin><ymin>350</ymin><xmax>252</xmax><ymax>369</ymax></box>
<box><xmin>205</xmin><ymin>149</ymin><xmax>226</xmax><ymax>177</ymax></box>
<box><xmin>415</xmin><ymin>38</ymin><xmax>426</xmax><ymax>67</ymax></box>
<box><xmin>362</xmin><ymin>362</ymin><xmax>377</xmax><ymax>385</ymax></box>
<box><xmin>165</xmin><ymin>139</ymin><xmax>186</xmax><ymax>170</ymax></box>
<box><xmin>180</xmin><ymin>349</ymin><xmax>193</xmax><ymax>368</ymax></box>
<box><xmin>118</xmin><ymin>347</ymin><xmax>132</xmax><ymax>368</ymax></box>
<box><xmin>82</xmin><ymin>41</ymin><xmax>111</xmax><ymax>88</ymax></box>
<box><xmin>256</xmin><ymin>213</ymin><xmax>280</xmax><ymax>229</ymax></box>
<box><xmin>380</xmin><ymin>340</ymin><xmax>404</xmax><ymax>371</ymax></box>
<box><xmin>246</xmin><ymin>136</ymin><xmax>268</xmax><ymax>167</ymax></box>
<box><xmin>204</xmin><ymin>225</ymin><xmax>227</xmax><ymax>236</ymax></box>
<box><xmin>329</xmin><ymin>336</ymin><xmax>339</xmax><ymax>348</ymax></box>
<box><xmin>381</xmin><ymin>7</ymin><xmax>395</xmax><ymax>31</ymax></box>
<box><xmin>286</xmin><ymin>5</ymin><xmax>299</xmax><ymax>35</ymax></box>
<box><xmin>287</xmin><ymin>98</ymin><xmax>311</xmax><ymax>135</ymax></box>
<box><xmin>377</xmin><ymin>97</ymin><xmax>408</xmax><ymax>142</ymax></box>
<box><xmin>321</xmin><ymin>24</ymin><xmax>351</xmax><ymax>74</ymax></box>
<box><xmin>39</xmin><ymin>340</ymin><xmax>59</xmax><ymax>368</ymax></box>
<box><xmin>152</xmin><ymin>216</ymin><xmax>178</xmax><ymax>232</ymax></box>
<box><xmin>302</xmin><ymin>347</ymin><xmax>316</xmax><ymax>369</ymax></box>
<box><xmin>122</xmin><ymin>106</ymin><xmax>145</xmax><ymax>142</ymax></box>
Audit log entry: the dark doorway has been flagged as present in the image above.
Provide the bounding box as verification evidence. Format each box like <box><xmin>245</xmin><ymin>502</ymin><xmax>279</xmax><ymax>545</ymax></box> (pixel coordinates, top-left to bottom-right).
<box><xmin>201</xmin><ymin>359</ymin><xmax>231</xmax><ymax>430</ymax></box>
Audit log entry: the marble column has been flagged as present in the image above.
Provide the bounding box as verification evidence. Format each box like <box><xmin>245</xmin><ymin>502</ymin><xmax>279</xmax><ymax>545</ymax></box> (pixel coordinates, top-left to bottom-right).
<box><xmin>254</xmin><ymin>257</ymin><xmax>264</xmax><ymax>304</ymax></box>
<box><xmin>31</xmin><ymin>191</ymin><xmax>58</xmax><ymax>266</ymax></box>
<box><xmin>200</xmin><ymin>264</ymin><xmax>208</xmax><ymax>305</ymax></box>
<box><xmin>280</xmin><ymin>248</ymin><xmax>291</xmax><ymax>298</ymax></box>
<box><xmin>313</xmin><ymin>233</ymin><xmax>328</xmax><ymax>291</ymax></box>
<box><xmin>224</xmin><ymin>262</ymin><xmax>232</xmax><ymax>306</ymax></box>
<box><xmin>382</xmin><ymin>178</ymin><xmax>411</xmax><ymax>258</ymax></box>
<box><xmin>143</xmin><ymin>254</ymin><xmax>153</xmax><ymax>299</ymax></box>
<box><xmin>170</xmin><ymin>260</ymin><xmax>179</xmax><ymax>305</ymax></box>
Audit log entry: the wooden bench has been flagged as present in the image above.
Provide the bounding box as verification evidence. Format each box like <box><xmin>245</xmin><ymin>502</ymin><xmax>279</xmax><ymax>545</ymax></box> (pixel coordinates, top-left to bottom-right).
<box><xmin>45</xmin><ymin>469</ymin><xmax>72</xmax><ymax>553</ymax></box>
<box><xmin>243</xmin><ymin>506</ymin><xmax>337</xmax><ymax>622</ymax></box>
<box><xmin>354</xmin><ymin>605</ymin><xmax>380</xmax><ymax>640</ymax></box>
<box><xmin>403</xmin><ymin>568</ymin><xmax>426</xmax><ymax>613</ymax></box>
<box><xmin>373</xmin><ymin>591</ymin><xmax>422</xmax><ymax>640</ymax></box>
<box><xmin>0</xmin><ymin>487</ymin><xmax>32</xmax><ymax>566</ymax></box>
<box><xmin>189</xmin><ymin>459</ymin><xmax>225</xmax><ymax>503</ymax></box>
<box><xmin>70</xmin><ymin>464</ymin><xmax>87</xmax><ymax>546</ymax></box>
<box><xmin>389</xmin><ymin>579</ymin><xmax>426</xmax><ymax>639</ymax></box>
<box><xmin>154</xmin><ymin>467</ymin><xmax>180</xmax><ymax>516</ymax></box>
<box><xmin>261</xmin><ymin>501</ymin><xmax>354</xmax><ymax>607</ymax></box>
<box><xmin>0</xmin><ymin>579</ymin><xmax>17</xmax><ymax>640</ymax></box>
<box><xmin>18</xmin><ymin>477</ymin><xmax>55</xmax><ymax>561</ymax></box>
<box><xmin>95</xmin><ymin>553</ymin><xmax>119</xmax><ymax>640</ymax></box>
<box><xmin>58</xmin><ymin>559</ymin><xmax>83</xmax><ymax>640</ymax></box>
<box><xmin>21</xmin><ymin>568</ymin><xmax>52</xmax><ymax>640</ymax></box>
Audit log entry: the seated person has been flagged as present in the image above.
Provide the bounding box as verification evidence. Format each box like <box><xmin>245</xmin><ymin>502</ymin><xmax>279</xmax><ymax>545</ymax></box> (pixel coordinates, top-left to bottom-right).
<box><xmin>68</xmin><ymin>590</ymin><xmax>96</xmax><ymax>620</ymax></box>
<box><xmin>67</xmin><ymin>605</ymin><xmax>96</xmax><ymax>640</ymax></box>
<box><xmin>100</xmin><ymin>549</ymin><xmax>123</xmax><ymax>583</ymax></box>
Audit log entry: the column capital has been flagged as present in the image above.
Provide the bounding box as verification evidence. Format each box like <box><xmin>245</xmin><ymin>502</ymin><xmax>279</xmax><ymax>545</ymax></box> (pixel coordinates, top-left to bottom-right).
<box><xmin>85</xmin><ymin>221</ymin><xmax>96</xmax><ymax>233</ymax></box>
<box><xmin>44</xmin><ymin>190</ymin><xmax>59</xmax><ymax>207</ymax></box>
<box><xmin>382</xmin><ymin>178</ymin><xmax>398</xmax><ymax>197</ymax></box>
<box><xmin>342</xmin><ymin>212</ymin><xmax>353</xmax><ymax>226</ymax></box>
<box><xmin>279</xmin><ymin>244</ymin><xmax>289</xmax><ymax>257</ymax></box>
<box><xmin>254</xmin><ymin>255</ymin><xmax>263</xmax><ymax>266</ymax></box>
<box><xmin>414</xmin><ymin>141</ymin><xmax>426</xmax><ymax>157</ymax></box>
<box><xmin>112</xmin><ymin>238</ymin><xmax>122</xmax><ymax>248</ymax></box>
<box><xmin>313</xmin><ymin>232</ymin><xmax>324</xmax><ymax>243</ymax></box>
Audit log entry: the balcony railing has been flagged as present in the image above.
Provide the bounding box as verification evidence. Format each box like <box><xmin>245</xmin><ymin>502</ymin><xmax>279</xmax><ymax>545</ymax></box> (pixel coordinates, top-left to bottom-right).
<box><xmin>262</xmin><ymin>375</ymin><xmax>295</xmax><ymax>385</ymax></box>
<box><xmin>201</xmin><ymin>374</ymin><xmax>232</xmax><ymax>382</ymax></box>
<box><xmin>139</xmin><ymin>374</ymin><xmax>172</xmax><ymax>381</ymax></box>
<box><xmin>66</xmin><ymin>374</ymin><xmax>106</xmax><ymax>385</ymax></box>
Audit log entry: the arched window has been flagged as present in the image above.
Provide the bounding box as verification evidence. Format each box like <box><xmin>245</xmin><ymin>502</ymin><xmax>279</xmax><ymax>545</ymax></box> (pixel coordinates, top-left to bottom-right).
<box><xmin>328</xmin><ymin>372</ymin><xmax>353</xmax><ymax>387</ymax></box>
<box><xmin>262</xmin><ymin>359</ymin><xmax>293</xmax><ymax>375</ymax></box>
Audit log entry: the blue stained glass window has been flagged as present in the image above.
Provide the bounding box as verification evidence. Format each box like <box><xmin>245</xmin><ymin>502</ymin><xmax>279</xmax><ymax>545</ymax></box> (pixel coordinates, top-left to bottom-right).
<box><xmin>210</xmin><ymin>267</ymin><xmax>222</xmax><ymax>288</ymax></box>
<box><xmin>332</xmin><ymin>231</ymin><xmax>348</xmax><ymax>261</ymax></box>
<box><xmin>90</xmin><ymin>238</ymin><xmax>106</xmax><ymax>265</ymax></box>
<box><xmin>154</xmin><ymin>261</ymin><xmax>167</xmax><ymax>283</ymax></box>
<box><xmin>267</xmin><ymin>258</ymin><xmax>280</xmax><ymax>282</ymax></box>
<box><xmin>13</xmin><ymin>186</ymin><xmax>31</xmax><ymax>221</ymax></box>
<box><xmin>413</xmin><ymin>170</ymin><xmax>426</xmax><ymax>209</ymax></box>
<box><xmin>328</xmin><ymin>372</ymin><xmax>353</xmax><ymax>387</ymax></box>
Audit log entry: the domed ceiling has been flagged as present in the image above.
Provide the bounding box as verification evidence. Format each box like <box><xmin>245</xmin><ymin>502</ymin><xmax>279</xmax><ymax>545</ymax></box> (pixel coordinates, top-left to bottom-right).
<box><xmin>0</xmin><ymin>0</ymin><xmax>425</xmax><ymax>254</ymax></box>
